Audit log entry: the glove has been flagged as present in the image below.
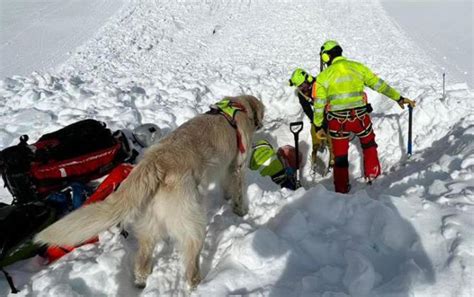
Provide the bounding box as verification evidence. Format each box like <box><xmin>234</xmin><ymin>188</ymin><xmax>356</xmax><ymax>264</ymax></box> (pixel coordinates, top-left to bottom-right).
<box><xmin>285</xmin><ymin>167</ymin><xmax>295</xmax><ymax>176</ymax></box>
<box><xmin>315</xmin><ymin>127</ymin><xmax>327</xmax><ymax>140</ymax></box>
<box><xmin>397</xmin><ymin>96</ymin><xmax>416</xmax><ymax>109</ymax></box>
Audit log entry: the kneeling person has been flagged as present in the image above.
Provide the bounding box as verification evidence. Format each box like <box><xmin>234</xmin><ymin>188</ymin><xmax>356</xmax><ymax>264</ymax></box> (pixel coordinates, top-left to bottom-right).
<box><xmin>249</xmin><ymin>140</ymin><xmax>297</xmax><ymax>190</ymax></box>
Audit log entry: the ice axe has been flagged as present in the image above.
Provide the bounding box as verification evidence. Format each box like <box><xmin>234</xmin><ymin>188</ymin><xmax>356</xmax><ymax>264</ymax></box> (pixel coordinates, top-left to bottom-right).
<box><xmin>407</xmin><ymin>105</ymin><xmax>413</xmax><ymax>157</ymax></box>
<box><xmin>290</xmin><ymin>121</ymin><xmax>304</xmax><ymax>188</ymax></box>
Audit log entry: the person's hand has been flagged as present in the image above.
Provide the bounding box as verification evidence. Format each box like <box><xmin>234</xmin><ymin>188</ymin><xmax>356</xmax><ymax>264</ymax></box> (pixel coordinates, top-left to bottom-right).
<box><xmin>398</xmin><ymin>96</ymin><xmax>416</xmax><ymax>109</ymax></box>
<box><xmin>315</xmin><ymin>127</ymin><xmax>327</xmax><ymax>140</ymax></box>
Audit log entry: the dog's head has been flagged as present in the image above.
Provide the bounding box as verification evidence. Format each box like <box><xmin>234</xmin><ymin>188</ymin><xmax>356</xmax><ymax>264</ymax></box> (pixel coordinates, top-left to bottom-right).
<box><xmin>234</xmin><ymin>95</ymin><xmax>265</xmax><ymax>131</ymax></box>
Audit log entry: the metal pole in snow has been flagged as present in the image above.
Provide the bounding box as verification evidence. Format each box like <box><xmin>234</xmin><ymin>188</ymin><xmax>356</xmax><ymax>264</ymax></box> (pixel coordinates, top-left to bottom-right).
<box><xmin>407</xmin><ymin>105</ymin><xmax>413</xmax><ymax>157</ymax></box>
<box><xmin>442</xmin><ymin>73</ymin><xmax>446</xmax><ymax>99</ymax></box>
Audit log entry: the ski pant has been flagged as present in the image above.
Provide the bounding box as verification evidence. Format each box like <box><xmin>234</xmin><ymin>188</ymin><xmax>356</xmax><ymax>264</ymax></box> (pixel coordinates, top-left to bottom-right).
<box><xmin>328</xmin><ymin>111</ymin><xmax>380</xmax><ymax>193</ymax></box>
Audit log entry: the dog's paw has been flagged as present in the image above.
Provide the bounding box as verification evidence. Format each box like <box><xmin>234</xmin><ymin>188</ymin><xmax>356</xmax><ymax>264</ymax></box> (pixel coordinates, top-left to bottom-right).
<box><xmin>134</xmin><ymin>273</ymin><xmax>148</xmax><ymax>289</ymax></box>
<box><xmin>134</xmin><ymin>279</ymin><xmax>147</xmax><ymax>289</ymax></box>
<box><xmin>232</xmin><ymin>203</ymin><xmax>248</xmax><ymax>217</ymax></box>
<box><xmin>187</xmin><ymin>274</ymin><xmax>202</xmax><ymax>290</ymax></box>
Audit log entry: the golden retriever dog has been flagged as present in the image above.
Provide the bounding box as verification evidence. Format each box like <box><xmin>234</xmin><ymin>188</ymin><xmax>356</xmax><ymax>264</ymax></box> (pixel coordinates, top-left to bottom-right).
<box><xmin>35</xmin><ymin>95</ymin><xmax>265</xmax><ymax>289</ymax></box>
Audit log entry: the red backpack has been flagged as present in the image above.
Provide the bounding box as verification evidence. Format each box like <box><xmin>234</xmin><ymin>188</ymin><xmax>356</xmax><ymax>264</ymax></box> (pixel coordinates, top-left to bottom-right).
<box><xmin>0</xmin><ymin>119</ymin><xmax>133</xmax><ymax>204</ymax></box>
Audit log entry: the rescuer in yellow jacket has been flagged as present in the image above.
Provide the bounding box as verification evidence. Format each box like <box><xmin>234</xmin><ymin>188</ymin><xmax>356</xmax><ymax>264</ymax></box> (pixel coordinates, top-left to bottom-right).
<box><xmin>289</xmin><ymin>69</ymin><xmax>333</xmax><ymax>167</ymax></box>
<box><xmin>313</xmin><ymin>40</ymin><xmax>416</xmax><ymax>193</ymax></box>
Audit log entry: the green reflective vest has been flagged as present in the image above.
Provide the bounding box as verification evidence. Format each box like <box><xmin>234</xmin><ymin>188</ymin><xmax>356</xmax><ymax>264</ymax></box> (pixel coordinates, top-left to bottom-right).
<box><xmin>313</xmin><ymin>56</ymin><xmax>401</xmax><ymax>127</ymax></box>
<box><xmin>214</xmin><ymin>98</ymin><xmax>241</xmax><ymax>120</ymax></box>
<box><xmin>249</xmin><ymin>141</ymin><xmax>284</xmax><ymax>178</ymax></box>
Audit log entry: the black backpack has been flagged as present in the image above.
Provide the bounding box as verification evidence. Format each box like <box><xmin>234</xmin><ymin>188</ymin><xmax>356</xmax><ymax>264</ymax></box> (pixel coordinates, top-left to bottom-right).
<box><xmin>0</xmin><ymin>201</ymin><xmax>57</xmax><ymax>267</ymax></box>
<box><xmin>0</xmin><ymin>119</ymin><xmax>133</xmax><ymax>204</ymax></box>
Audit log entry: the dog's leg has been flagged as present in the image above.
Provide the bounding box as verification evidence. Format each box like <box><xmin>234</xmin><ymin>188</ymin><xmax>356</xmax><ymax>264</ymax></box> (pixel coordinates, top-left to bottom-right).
<box><xmin>133</xmin><ymin>224</ymin><xmax>157</xmax><ymax>288</ymax></box>
<box><xmin>183</xmin><ymin>236</ymin><xmax>204</xmax><ymax>289</ymax></box>
<box><xmin>223</xmin><ymin>164</ymin><xmax>248</xmax><ymax>217</ymax></box>
<box><xmin>178</xmin><ymin>206</ymin><xmax>205</xmax><ymax>289</ymax></box>
<box><xmin>222</xmin><ymin>163</ymin><xmax>235</xmax><ymax>201</ymax></box>
<box><xmin>168</xmin><ymin>178</ymin><xmax>206</xmax><ymax>289</ymax></box>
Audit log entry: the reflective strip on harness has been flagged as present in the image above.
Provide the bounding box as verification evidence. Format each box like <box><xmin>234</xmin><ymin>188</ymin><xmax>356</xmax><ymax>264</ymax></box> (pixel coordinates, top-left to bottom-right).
<box><xmin>356</xmin><ymin>122</ymin><xmax>373</xmax><ymax>138</ymax></box>
<box><xmin>328</xmin><ymin>129</ymin><xmax>351</xmax><ymax>139</ymax></box>
<box><xmin>328</xmin><ymin>106</ymin><xmax>367</xmax><ymax>119</ymax></box>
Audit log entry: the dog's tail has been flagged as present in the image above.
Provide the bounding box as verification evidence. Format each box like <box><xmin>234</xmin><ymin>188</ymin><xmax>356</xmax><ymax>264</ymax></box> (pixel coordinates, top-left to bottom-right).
<box><xmin>34</xmin><ymin>161</ymin><xmax>161</xmax><ymax>247</ymax></box>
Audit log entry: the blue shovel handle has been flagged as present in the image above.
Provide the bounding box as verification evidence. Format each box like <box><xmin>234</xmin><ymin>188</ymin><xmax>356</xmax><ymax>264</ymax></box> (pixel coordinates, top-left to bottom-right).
<box><xmin>407</xmin><ymin>105</ymin><xmax>413</xmax><ymax>157</ymax></box>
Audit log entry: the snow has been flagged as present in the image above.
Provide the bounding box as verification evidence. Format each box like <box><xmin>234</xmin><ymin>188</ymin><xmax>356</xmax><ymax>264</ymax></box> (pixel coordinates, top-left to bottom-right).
<box><xmin>381</xmin><ymin>0</ymin><xmax>473</xmax><ymax>88</ymax></box>
<box><xmin>1</xmin><ymin>0</ymin><xmax>473</xmax><ymax>296</ymax></box>
<box><xmin>0</xmin><ymin>0</ymin><xmax>124</xmax><ymax>79</ymax></box>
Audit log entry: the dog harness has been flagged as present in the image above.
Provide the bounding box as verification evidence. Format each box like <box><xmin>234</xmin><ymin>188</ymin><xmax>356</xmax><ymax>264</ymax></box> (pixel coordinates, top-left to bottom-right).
<box><xmin>207</xmin><ymin>99</ymin><xmax>247</xmax><ymax>154</ymax></box>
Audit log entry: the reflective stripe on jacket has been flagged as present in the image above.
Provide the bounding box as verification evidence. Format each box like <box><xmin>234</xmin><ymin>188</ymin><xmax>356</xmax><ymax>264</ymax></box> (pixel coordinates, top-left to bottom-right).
<box><xmin>313</xmin><ymin>56</ymin><xmax>400</xmax><ymax>127</ymax></box>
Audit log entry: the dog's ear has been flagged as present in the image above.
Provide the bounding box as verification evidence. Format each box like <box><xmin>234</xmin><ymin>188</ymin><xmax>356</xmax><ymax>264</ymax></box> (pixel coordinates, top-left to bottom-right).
<box><xmin>245</xmin><ymin>96</ymin><xmax>265</xmax><ymax>130</ymax></box>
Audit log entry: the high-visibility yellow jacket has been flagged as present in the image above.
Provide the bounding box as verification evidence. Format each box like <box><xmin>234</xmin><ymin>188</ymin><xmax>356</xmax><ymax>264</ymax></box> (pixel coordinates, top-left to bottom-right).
<box><xmin>249</xmin><ymin>140</ymin><xmax>284</xmax><ymax>178</ymax></box>
<box><xmin>312</xmin><ymin>56</ymin><xmax>401</xmax><ymax>127</ymax></box>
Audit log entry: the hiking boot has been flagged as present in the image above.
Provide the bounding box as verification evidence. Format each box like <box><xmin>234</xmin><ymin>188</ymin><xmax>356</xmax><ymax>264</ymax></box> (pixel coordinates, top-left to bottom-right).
<box><xmin>365</xmin><ymin>174</ymin><xmax>379</xmax><ymax>185</ymax></box>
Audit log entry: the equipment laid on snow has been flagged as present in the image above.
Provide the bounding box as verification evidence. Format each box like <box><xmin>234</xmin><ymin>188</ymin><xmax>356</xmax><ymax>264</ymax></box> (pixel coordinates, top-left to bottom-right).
<box><xmin>133</xmin><ymin>124</ymin><xmax>162</xmax><ymax>147</ymax></box>
<box><xmin>45</xmin><ymin>182</ymin><xmax>90</xmax><ymax>217</ymax></box>
<box><xmin>0</xmin><ymin>119</ymin><xmax>163</xmax><ymax>293</ymax></box>
<box><xmin>0</xmin><ymin>182</ymin><xmax>91</xmax><ymax>293</ymax></box>
<box><xmin>0</xmin><ymin>164</ymin><xmax>134</xmax><ymax>293</ymax></box>
<box><xmin>45</xmin><ymin>164</ymin><xmax>133</xmax><ymax>263</ymax></box>
<box><xmin>0</xmin><ymin>201</ymin><xmax>58</xmax><ymax>269</ymax></box>
<box><xmin>407</xmin><ymin>105</ymin><xmax>413</xmax><ymax>157</ymax></box>
<box><xmin>120</xmin><ymin>123</ymin><xmax>162</xmax><ymax>150</ymax></box>
<box><xmin>290</xmin><ymin>121</ymin><xmax>304</xmax><ymax>188</ymax></box>
<box><xmin>0</xmin><ymin>119</ymin><xmax>133</xmax><ymax>205</ymax></box>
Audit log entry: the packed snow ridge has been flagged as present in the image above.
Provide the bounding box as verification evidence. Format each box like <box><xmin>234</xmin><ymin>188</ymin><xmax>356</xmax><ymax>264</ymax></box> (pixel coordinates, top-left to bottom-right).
<box><xmin>0</xmin><ymin>1</ymin><xmax>473</xmax><ymax>296</ymax></box>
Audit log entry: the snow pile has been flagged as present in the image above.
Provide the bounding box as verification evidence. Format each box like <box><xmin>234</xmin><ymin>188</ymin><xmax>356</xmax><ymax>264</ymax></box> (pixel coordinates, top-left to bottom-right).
<box><xmin>0</xmin><ymin>0</ymin><xmax>473</xmax><ymax>296</ymax></box>
<box><xmin>199</xmin><ymin>185</ymin><xmax>436</xmax><ymax>297</ymax></box>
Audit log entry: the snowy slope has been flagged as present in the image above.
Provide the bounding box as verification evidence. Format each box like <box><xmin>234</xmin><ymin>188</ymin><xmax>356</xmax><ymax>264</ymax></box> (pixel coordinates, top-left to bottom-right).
<box><xmin>381</xmin><ymin>0</ymin><xmax>473</xmax><ymax>88</ymax></box>
<box><xmin>0</xmin><ymin>0</ymin><xmax>124</xmax><ymax>79</ymax></box>
<box><xmin>1</xmin><ymin>0</ymin><xmax>473</xmax><ymax>296</ymax></box>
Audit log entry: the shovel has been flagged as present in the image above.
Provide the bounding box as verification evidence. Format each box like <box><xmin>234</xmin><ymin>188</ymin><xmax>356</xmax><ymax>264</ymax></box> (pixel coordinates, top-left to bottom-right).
<box><xmin>290</xmin><ymin>121</ymin><xmax>304</xmax><ymax>188</ymax></box>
